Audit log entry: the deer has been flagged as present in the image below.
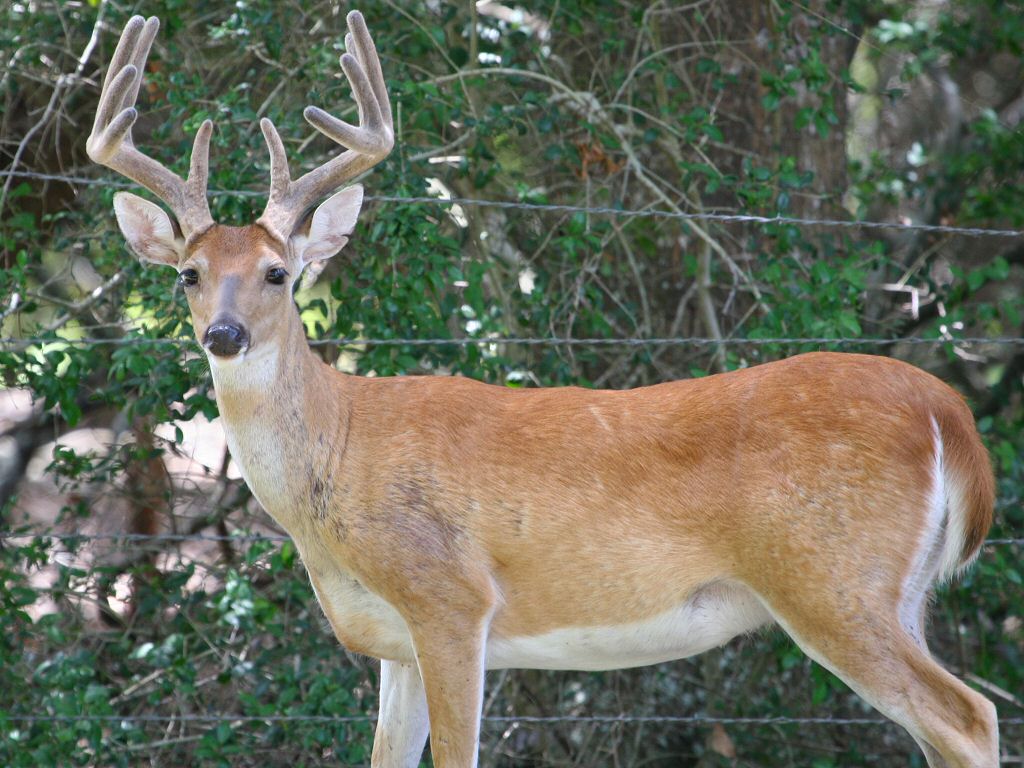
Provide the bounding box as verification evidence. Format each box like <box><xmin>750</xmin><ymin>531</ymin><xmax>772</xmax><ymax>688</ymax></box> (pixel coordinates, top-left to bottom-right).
<box><xmin>87</xmin><ymin>11</ymin><xmax>999</xmax><ymax>768</ymax></box>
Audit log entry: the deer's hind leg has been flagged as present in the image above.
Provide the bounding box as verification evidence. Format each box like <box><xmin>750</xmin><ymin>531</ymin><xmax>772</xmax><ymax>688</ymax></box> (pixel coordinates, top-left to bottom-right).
<box><xmin>750</xmin><ymin>576</ymin><xmax>998</xmax><ymax>768</ymax></box>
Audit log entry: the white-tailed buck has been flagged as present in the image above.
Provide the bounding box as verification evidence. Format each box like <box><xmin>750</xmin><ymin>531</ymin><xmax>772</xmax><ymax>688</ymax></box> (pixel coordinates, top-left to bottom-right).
<box><xmin>89</xmin><ymin>11</ymin><xmax>999</xmax><ymax>768</ymax></box>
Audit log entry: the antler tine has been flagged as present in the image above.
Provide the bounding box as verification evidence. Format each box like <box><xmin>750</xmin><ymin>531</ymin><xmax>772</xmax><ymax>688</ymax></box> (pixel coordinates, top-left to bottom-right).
<box><xmin>260</xmin><ymin>117</ymin><xmax>292</xmax><ymax>200</ymax></box>
<box><xmin>91</xmin><ymin>16</ymin><xmax>146</xmax><ymax>138</ymax></box>
<box><xmin>345</xmin><ymin>12</ymin><xmax>393</xmax><ymax>130</ymax></box>
<box><xmin>87</xmin><ymin>16</ymin><xmax>214</xmax><ymax>239</ymax></box>
<box><xmin>257</xmin><ymin>10</ymin><xmax>394</xmax><ymax>241</ymax></box>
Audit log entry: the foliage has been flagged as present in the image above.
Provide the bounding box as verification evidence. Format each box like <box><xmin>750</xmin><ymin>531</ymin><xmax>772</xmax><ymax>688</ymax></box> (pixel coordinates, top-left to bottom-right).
<box><xmin>1</xmin><ymin>0</ymin><xmax>1022</xmax><ymax>765</ymax></box>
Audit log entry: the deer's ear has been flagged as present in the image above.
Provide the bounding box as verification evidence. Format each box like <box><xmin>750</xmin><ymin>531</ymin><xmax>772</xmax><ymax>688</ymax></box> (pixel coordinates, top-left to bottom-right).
<box><xmin>291</xmin><ymin>185</ymin><xmax>363</xmax><ymax>266</ymax></box>
<box><xmin>113</xmin><ymin>192</ymin><xmax>185</xmax><ymax>267</ymax></box>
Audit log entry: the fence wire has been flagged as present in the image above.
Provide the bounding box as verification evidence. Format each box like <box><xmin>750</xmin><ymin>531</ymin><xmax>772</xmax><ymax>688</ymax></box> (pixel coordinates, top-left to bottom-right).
<box><xmin>1</xmin><ymin>532</ymin><xmax>1021</xmax><ymax>546</ymax></box>
<box><xmin>5</xmin><ymin>713</ymin><xmax>1023</xmax><ymax>727</ymax></box>
<box><xmin>4</xmin><ymin>335</ymin><xmax>1024</xmax><ymax>349</ymax></box>
<box><xmin>5</xmin><ymin>167</ymin><xmax>1024</xmax><ymax>351</ymax></box>
<box><xmin>3</xmin><ymin>168</ymin><xmax>1024</xmax><ymax>238</ymax></box>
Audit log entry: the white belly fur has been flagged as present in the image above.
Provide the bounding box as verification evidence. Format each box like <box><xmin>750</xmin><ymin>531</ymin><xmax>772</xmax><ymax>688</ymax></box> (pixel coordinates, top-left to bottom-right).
<box><xmin>309</xmin><ymin>568</ymin><xmax>770</xmax><ymax>672</ymax></box>
<box><xmin>488</xmin><ymin>582</ymin><xmax>772</xmax><ymax>671</ymax></box>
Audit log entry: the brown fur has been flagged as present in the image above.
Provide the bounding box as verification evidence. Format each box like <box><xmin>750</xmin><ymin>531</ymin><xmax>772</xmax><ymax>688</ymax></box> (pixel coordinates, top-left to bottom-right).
<box><xmin>148</xmin><ymin>221</ymin><xmax>1000</xmax><ymax>768</ymax></box>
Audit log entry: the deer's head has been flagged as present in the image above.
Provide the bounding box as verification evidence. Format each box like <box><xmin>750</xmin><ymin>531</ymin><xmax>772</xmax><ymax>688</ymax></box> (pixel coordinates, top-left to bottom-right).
<box><xmin>88</xmin><ymin>12</ymin><xmax>392</xmax><ymax>364</ymax></box>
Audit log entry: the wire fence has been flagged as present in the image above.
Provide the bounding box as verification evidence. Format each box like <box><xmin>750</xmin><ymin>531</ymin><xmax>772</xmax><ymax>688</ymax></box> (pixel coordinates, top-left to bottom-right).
<box><xmin>5</xmin><ymin>170</ymin><xmax>1023</xmax><ymax>354</ymax></box>
<box><xmin>4</xmin><ymin>159</ymin><xmax>1024</xmax><ymax>753</ymax></box>
<box><xmin>5</xmin><ymin>167</ymin><xmax>1024</xmax><ymax>353</ymax></box>
<box><xmin>4</xmin><ymin>522</ymin><xmax>1020</xmax><ymax>734</ymax></box>
<box><xmin>5</xmin><ymin>21</ymin><xmax>1024</xmax><ymax>763</ymax></box>
<box><xmin>5</xmin><ymin>713</ymin><xmax>1023</xmax><ymax>727</ymax></box>
<box><xmin>1</xmin><ymin>531</ymin><xmax>1020</xmax><ymax>545</ymax></box>
<box><xmin>4</xmin><ymin>168</ymin><xmax>1024</xmax><ymax>238</ymax></box>
<box><xmin>3</xmin><ymin>335</ymin><xmax>1024</xmax><ymax>349</ymax></box>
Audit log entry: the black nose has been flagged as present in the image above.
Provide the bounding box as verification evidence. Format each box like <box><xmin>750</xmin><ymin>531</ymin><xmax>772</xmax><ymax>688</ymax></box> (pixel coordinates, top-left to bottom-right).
<box><xmin>203</xmin><ymin>323</ymin><xmax>249</xmax><ymax>357</ymax></box>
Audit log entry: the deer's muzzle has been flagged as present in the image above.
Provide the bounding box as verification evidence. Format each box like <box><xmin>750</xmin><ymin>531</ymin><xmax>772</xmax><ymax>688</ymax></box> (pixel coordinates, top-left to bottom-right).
<box><xmin>203</xmin><ymin>322</ymin><xmax>250</xmax><ymax>358</ymax></box>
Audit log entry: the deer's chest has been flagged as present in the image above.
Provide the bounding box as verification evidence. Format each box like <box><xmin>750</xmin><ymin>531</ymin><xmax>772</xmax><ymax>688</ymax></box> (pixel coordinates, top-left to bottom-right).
<box><xmin>306</xmin><ymin>562</ymin><xmax>415</xmax><ymax>662</ymax></box>
<box><xmin>221</xmin><ymin>421</ymin><xmax>414</xmax><ymax>660</ymax></box>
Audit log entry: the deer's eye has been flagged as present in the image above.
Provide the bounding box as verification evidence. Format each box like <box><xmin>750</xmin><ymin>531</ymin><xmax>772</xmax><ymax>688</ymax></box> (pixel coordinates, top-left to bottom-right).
<box><xmin>265</xmin><ymin>267</ymin><xmax>288</xmax><ymax>285</ymax></box>
<box><xmin>178</xmin><ymin>268</ymin><xmax>199</xmax><ymax>287</ymax></box>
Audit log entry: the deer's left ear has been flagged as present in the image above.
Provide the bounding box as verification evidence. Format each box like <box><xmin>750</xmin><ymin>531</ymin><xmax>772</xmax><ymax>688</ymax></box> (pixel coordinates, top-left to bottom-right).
<box><xmin>291</xmin><ymin>185</ymin><xmax>363</xmax><ymax>266</ymax></box>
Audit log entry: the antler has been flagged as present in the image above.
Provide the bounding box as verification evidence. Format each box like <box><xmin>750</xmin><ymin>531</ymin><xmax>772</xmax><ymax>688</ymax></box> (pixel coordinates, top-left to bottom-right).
<box><xmin>257</xmin><ymin>10</ymin><xmax>394</xmax><ymax>241</ymax></box>
<box><xmin>87</xmin><ymin>16</ymin><xmax>214</xmax><ymax>239</ymax></box>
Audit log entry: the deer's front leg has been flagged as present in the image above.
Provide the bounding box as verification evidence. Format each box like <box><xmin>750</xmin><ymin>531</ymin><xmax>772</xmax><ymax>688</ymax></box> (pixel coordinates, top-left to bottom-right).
<box><xmin>372</xmin><ymin>660</ymin><xmax>430</xmax><ymax>768</ymax></box>
<box><xmin>348</xmin><ymin>496</ymin><xmax>498</xmax><ymax>767</ymax></box>
<box><xmin>410</xmin><ymin>619</ymin><xmax>489</xmax><ymax>768</ymax></box>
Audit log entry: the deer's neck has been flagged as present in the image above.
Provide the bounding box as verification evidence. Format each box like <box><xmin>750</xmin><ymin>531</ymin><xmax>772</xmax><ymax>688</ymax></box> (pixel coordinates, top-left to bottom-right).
<box><xmin>208</xmin><ymin>311</ymin><xmax>353</xmax><ymax>537</ymax></box>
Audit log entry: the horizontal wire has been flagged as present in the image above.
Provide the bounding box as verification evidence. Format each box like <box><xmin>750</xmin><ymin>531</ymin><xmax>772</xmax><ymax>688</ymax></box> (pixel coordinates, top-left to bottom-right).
<box><xmin>379</xmin><ymin>195</ymin><xmax>1024</xmax><ymax>238</ymax></box>
<box><xmin>0</xmin><ymin>531</ymin><xmax>290</xmax><ymax>543</ymax></box>
<box><xmin>3</xmin><ymin>335</ymin><xmax>1024</xmax><ymax>349</ymax></box>
<box><xmin>4</xmin><ymin>165</ymin><xmax>1022</xmax><ymax>353</ymax></box>
<box><xmin>6</xmin><ymin>713</ymin><xmax>1023</xmax><ymax>726</ymax></box>
<box><xmin>3</xmin><ymin>168</ymin><xmax>1024</xmax><ymax>238</ymax></box>
<box><xmin>2</xmin><ymin>532</ymin><xmax>1021</xmax><ymax>546</ymax></box>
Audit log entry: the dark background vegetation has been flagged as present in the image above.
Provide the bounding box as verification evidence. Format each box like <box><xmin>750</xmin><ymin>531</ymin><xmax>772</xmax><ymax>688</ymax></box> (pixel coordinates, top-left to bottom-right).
<box><xmin>1</xmin><ymin>0</ymin><xmax>1023</xmax><ymax>765</ymax></box>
